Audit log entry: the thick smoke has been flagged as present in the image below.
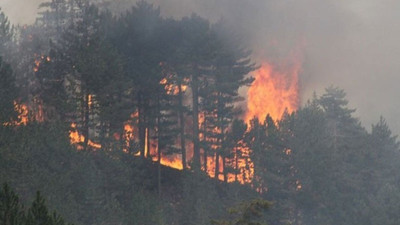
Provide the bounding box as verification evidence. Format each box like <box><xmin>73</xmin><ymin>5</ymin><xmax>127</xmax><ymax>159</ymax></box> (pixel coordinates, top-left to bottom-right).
<box><xmin>3</xmin><ymin>0</ymin><xmax>400</xmax><ymax>134</ymax></box>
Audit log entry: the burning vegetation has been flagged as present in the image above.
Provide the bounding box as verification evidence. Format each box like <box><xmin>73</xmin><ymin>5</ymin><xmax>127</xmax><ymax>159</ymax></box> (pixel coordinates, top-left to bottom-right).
<box><xmin>2</xmin><ymin>0</ymin><xmax>305</xmax><ymax>186</ymax></box>
<box><xmin>245</xmin><ymin>60</ymin><xmax>301</xmax><ymax>122</ymax></box>
<box><xmin>2</xmin><ymin>1</ymin><xmax>400</xmax><ymax>225</ymax></box>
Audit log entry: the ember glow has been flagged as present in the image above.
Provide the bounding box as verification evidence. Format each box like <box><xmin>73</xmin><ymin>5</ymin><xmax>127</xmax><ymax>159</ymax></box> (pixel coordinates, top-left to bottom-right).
<box><xmin>245</xmin><ymin>60</ymin><xmax>301</xmax><ymax>122</ymax></box>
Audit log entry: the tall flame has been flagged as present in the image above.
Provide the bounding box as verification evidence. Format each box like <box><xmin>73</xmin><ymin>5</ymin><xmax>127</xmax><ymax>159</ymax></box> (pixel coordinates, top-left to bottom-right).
<box><xmin>245</xmin><ymin>60</ymin><xmax>301</xmax><ymax>122</ymax></box>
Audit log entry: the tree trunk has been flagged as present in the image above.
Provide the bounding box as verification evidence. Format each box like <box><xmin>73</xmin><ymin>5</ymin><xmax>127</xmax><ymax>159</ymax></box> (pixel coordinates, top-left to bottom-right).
<box><xmin>191</xmin><ymin>73</ymin><xmax>200</xmax><ymax>171</ymax></box>
<box><xmin>215</xmin><ymin>152</ymin><xmax>219</xmax><ymax>180</ymax></box>
<box><xmin>138</xmin><ymin>92</ymin><xmax>145</xmax><ymax>158</ymax></box>
<box><xmin>203</xmin><ymin>112</ymin><xmax>208</xmax><ymax>172</ymax></box>
<box><xmin>157</xmin><ymin>94</ymin><xmax>162</xmax><ymax>197</ymax></box>
<box><xmin>146</xmin><ymin>125</ymin><xmax>150</xmax><ymax>158</ymax></box>
<box><xmin>83</xmin><ymin>93</ymin><xmax>89</xmax><ymax>151</ymax></box>
<box><xmin>178</xmin><ymin>79</ymin><xmax>187</xmax><ymax>170</ymax></box>
<box><xmin>223</xmin><ymin>156</ymin><xmax>227</xmax><ymax>182</ymax></box>
<box><xmin>235</xmin><ymin>147</ymin><xmax>239</xmax><ymax>182</ymax></box>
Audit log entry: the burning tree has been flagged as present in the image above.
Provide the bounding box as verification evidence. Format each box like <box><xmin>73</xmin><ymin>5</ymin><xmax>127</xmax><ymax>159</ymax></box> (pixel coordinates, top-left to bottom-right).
<box><xmin>199</xmin><ymin>21</ymin><xmax>255</xmax><ymax>181</ymax></box>
<box><xmin>0</xmin><ymin>57</ymin><xmax>18</xmax><ymax>125</ymax></box>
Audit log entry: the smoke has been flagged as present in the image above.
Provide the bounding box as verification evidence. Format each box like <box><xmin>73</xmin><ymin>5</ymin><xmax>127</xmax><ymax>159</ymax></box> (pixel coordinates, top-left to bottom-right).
<box><xmin>1</xmin><ymin>0</ymin><xmax>44</xmax><ymax>25</ymax></box>
<box><xmin>3</xmin><ymin>0</ymin><xmax>400</xmax><ymax>134</ymax></box>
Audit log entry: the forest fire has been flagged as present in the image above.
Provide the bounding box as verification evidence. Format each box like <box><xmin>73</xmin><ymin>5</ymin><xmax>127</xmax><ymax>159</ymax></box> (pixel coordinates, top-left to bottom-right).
<box><xmin>159</xmin><ymin>156</ymin><xmax>183</xmax><ymax>170</ymax></box>
<box><xmin>245</xmin><ymin>60</ymin><xmax>301</xmax><ymax>122</ymax></box>
<box><xmin>2</xmin><ymin>102</ymin><xmax>30</xmax><ymax>126</ymax></box>
<box><xmin>14</xmin><ymin>102</ymin><xmax>29</xmax><ymax>126</ymax></box>
<box><xmin>69</xmin><ymin>123</ymin><xmax>101</xmax><ymax>150</ymax></box>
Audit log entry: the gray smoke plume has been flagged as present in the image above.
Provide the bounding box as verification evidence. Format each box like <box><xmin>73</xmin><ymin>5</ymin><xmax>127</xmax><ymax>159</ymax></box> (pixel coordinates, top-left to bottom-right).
<box><xmin>3</xmin><ymin>0</ymin><xmax>400</xmax><ymax>134</ymax></box>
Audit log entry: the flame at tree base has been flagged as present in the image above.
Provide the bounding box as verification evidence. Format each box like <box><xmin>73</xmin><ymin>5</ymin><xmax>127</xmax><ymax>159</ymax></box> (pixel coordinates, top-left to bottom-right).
<box><xmin>65</xmin><ymin>56</ymin><xmax>302</xmax><ymax>185</ymax></box>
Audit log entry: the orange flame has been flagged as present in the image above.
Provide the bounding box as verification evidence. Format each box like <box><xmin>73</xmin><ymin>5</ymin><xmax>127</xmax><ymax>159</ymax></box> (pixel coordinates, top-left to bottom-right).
<box><xmin>245</xmin><ymin>60</ymin><xmax>301</xmax><ymax>122</ymax></box>
<box><xmin>159</xmin><ymin>155</ymin><xmax>183</xmax><ymax>170</ymax></box>
<box><xmin>69</xmin><ymin>123</ymin><xmax>101</xmax><ymax>150</ymax></box>
<box><xmin>160</xmin><ymin>77</ymin><xmax>188</xmax><ymax>95</ymax></box>
<box><xmin>15</xmin><ymin>103</ymin><xmax>29</xmax><ymax>125</ymax></box>
<box><xmin>2</xmin><ymin>102</ymin><xmax>29</xmax><ymax>126</ymax></box>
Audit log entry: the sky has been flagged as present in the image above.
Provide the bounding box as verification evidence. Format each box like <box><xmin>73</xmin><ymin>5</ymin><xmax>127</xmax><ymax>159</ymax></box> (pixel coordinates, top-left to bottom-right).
<box><xmin>3</xmin><ymin>0</ymin><xmax>400</xmax><ymax>134</ymax></box>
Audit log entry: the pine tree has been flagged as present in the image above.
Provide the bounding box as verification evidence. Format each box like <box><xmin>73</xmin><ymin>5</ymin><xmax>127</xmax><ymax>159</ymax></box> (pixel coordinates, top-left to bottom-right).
<box><xmin>199</xmin><ymin>20</ymin><xmax>255</xmax><ymax>179</ymax></box>
<box><xmin>211</xmin><ymin>199</ymin><xmax>271</xmax><ymax>225</ymax></box>
<box><xmin>0</xmin><ymin>183</ymin><xmax>25</xmax><ymax>225</ymax></box>
<box><xmin>113</xmin><ymin>1</ymin><xmax>164</xmax><ymax>158</ymax></box>
<box><xmin>161</xmin><ymin>18</ymin><xmax>192</xmax><ymax>169</ymax></box>
<box><xmin>0</xmin><ymin>57</ymin><xmax>17</xmax><ymax>125</ymax></box>
<box><xmin>178</xmin><ymin>14</ymin><xmax>215</xmax><ymax>171</ymax></box>
<box><xmin>26</xmin><ymin>191</ymin><xmax>51</xmax><ymax>225</ymax></box>
<box><xmin>39</xmin><ymin>3</ymin><xmax>125</xmax><ymax>150</ymax></box>
<box><xmin>317</xmin><ymin>86</ymin><xmax>367</xmax><ymax>164</ymax></box>
<box><xmin>370</xmin><ymin>116</ymin><xmax>399</xmax><ymax>153</ymax></box>
<box><xmin>225</xmin><ymin>119</ymin><xmax>247</xmax><ymax>183</ymax></box>
<box><xmin>0</xmin><ymin>8</ymin><xmax>13</xmax><ymax>56</ymax></box>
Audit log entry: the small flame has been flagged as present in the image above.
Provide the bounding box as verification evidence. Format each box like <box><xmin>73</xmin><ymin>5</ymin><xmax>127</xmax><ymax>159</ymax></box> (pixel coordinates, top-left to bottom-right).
<box><xmin>296</xmin><ymin>180</ymin><xmax>302</xmax><ymax>190</ymax></box>
<box><xmin>88</xmin><ymin>94</ymin><xmax>93</xmax><ymax>109</ymax></box>
<box><xmin>15</xmin><ymin>103</ymin><xmax>29</xmax><ymax>125</ymax></box>
<box><xmin>160</xmin><ymin>77</ymin><xmax>188</xmax><ymax>95</ymax></box>
<box><xmin>69</xmin><ymin>123</ymin><xmax>84</xmax><ymax>150</ymax></box>
<box><xmin>3</xmin><ymin>102</ymin><xmax>29</xmax><ymax>126</ymax></box>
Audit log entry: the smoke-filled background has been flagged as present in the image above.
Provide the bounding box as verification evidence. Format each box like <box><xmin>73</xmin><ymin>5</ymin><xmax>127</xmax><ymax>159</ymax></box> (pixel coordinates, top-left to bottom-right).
<box><xmin>4</xmin><ymin>0</ymin><xmax>400</xmax><ymax>134</ymax></box>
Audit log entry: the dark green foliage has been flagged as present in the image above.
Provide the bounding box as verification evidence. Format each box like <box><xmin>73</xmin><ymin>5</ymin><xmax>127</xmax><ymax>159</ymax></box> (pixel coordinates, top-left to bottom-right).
<box><xmin>26</xmin><ymin>192</ymin><xmax>52</xmax><ymax>225</ymax></box>
<box><xmin>0</xmin><ymin>8</ymin><xmax>13</xmax><ymax>55</ymax></box>
<box><xmin>0</xmin><ymin>57</ymin><xmax>17</xmax><ymax>124</ymax></box>
<box><xmin>212</xmin><ymin>199</ymin><xmax>271</xmax><ymax>225</ymax></box>
<box><xmin>0</xmin><ymin>183</ymin><xmax>25</xmax><ymax>225</ymax></box>
<box><xmin>0</xmin><ymin>184</ymin><xmax>72</xmax><ymax>225</ymax></box>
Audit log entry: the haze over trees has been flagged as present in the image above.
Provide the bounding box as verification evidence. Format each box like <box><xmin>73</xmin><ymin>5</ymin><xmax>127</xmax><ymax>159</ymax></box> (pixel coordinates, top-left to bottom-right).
<box><xmin>1</xmin><ymin>1</ymin><xmax>400</xmax><ymax>225</ymax></box>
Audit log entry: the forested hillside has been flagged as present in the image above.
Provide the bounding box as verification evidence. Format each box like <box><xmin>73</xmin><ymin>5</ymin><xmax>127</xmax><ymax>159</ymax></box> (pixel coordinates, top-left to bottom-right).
<box><xmin>1</xmin><ymin>1</ymin><xmax>400</xmax><ymax>225</ymax></box>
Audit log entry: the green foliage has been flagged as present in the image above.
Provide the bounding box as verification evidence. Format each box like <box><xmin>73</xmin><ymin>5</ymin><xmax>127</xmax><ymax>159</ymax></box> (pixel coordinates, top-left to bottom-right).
<box><xmin>26</xmin><ymin>192</ymin><xmax>52</xmax><ymax>225</ymax></box>
<box><xmin>0</xmin><ymin>57</ymin><xmax>17</xmax><ymax>124</ymax></box>
<box><xmin>0</xmin><ymin>8</ymin><xmax>13</xmax><ymax>55</ymax></box>
<box><xmin>212</xmin><ymin>199</ymin><xmax>271</xmax><ymax>225</ymax></box>
<box><xmin>0</xmin><ymin>183</ymin><xmax>25</xmax><ymax>225</ymax></box>
<box><xmin>0</xmin><ymin>184</ymin><xmax>72</xmax><ymax>225</ymax></box>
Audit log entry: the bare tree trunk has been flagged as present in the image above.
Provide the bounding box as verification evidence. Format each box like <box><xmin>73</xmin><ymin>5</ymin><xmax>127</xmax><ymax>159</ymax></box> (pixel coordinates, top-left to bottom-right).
<box><xmin>223</xmin><ymin>156</ymin><xmax>227</xmax><ymax>182</ymax></box>
<box><xmin>83</xmin><ymin>93</ymin><xmax>89</xmax><ymax>151</ymax></box>
<box><xmin>203</xmin><ymin>112</ymin><xmax>208</xmax><ymax>172</ymax></box>
<box><xmin>157</xmin><ymin>94</ymin><xmax>161</xmax><ymax>197</ymax></box>
<box><xmin>146</xmin><ymin>125</ymin><xmax>150</xmax><ymax>158</ymax></box>
<box><xmin>215</xmin><ymin>152</ymin><xmax>219</xmax><ymax>180</ymax></box>
<box><xmin>138</xmin><ymin>92</ymin><xmax>145</xmax><ymax>158</ymax></box>
<box><xmin>178</xmin><ymin>80</ymin><xmax>187</xmax><ymax>170</ymax></box>
<box><xmin>191</xmin><ymin>73</ymin><xmax>200</xmax><ymax>171</ymax></box>
<box><xmin>235</xmin><ymin>147</ymin><xmax>239</xmax><ymax>182</ymax></box>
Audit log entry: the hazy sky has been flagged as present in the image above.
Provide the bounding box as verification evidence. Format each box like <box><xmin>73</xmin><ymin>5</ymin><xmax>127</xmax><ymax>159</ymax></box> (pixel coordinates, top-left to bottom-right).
<box><xmin>3</xmin><ymin>0</ymin><xmax>400</xmax><ymax>134</ymax></box>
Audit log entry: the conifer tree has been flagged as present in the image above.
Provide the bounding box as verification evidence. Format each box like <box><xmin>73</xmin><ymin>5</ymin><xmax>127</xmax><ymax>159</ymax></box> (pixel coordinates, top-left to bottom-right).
<box><xmin>0</xmin><ymin>183</ymin><xmax>25</xmax><ymax>225</ymax></box>
<box><xmin>0</xmin><ymin>8</ymin><xmax>13</xmax><ymax>56</ymax></box>
<box><xmin>26</xmin><ymin>191</ymin><xmax>51</xmax><ymax>225</ymax></box>
<box><xmin>0</xmin><ymin>57</ymin><xmax>17</xmax><ymax>125</ymax></box>
<box><xmin>200</xmin><ymin>21</ymin><xmax>255</xmax><ymax>179</ymax></box>
<box><xmin>113</xmin><ymin>1</ymin><xmax>164</xmax><ymax>158</ymax></box>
